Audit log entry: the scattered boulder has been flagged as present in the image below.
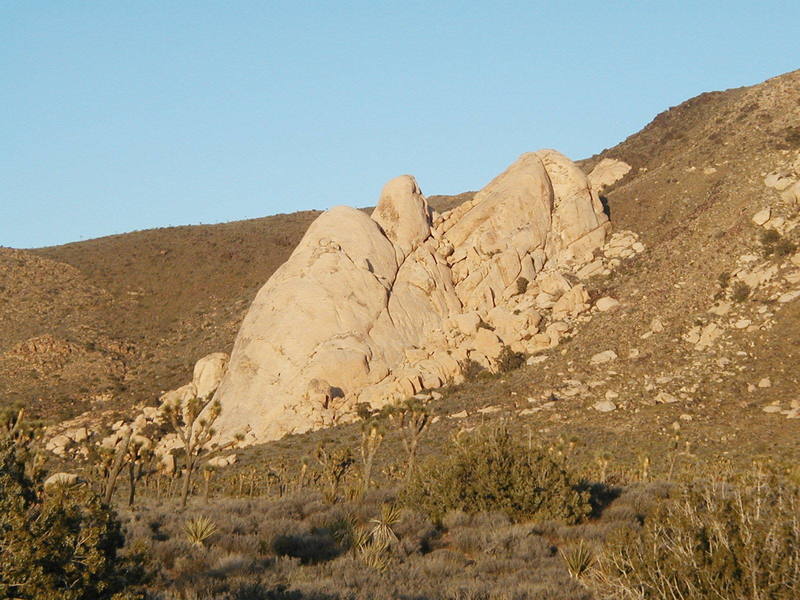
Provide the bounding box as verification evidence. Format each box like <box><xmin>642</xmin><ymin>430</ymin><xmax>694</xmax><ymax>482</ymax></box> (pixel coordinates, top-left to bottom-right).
<box><xmin>551</xmin><ymin>284</ymin><xmax>591</xmax><ymax>319</ymax></box>
<box><xmin>593</xmin><ymin>399</ymin><xmax>617</xmax><ymax>412</ymax></box>
<box><xmin>655</xmin><ymin>391</ymin><xmax>679</xmax><ymax>404</ymax></box>
<box><xmin>193</xmin><ymin>353</ymin><xmax>229</xmax><ymax>399</ymax></box>
<box><xmin>778</xmin><ymin>290</ymin><xmax>800</xmax><ymax>303</ymax></box>
<box><xmin>595</xmin><ymin>296</ymin><xmax>620</xmax><ymax>312</ymax></box>
<box><xmin>587</xmin><ymin>158</ymin><xmax>632</xmax><ymax>193</ymax></box>
<box><xmin>782</xmin><ymin>180</ymin><xmax>800</xmax><ymax>204</ymax></box>
<box><xmin>752</xmin><ymin>207</ymin><xmax>771</xmax><ymax>226</ymax></box>
<box><xmin>590</xmin><ymin>350</ymin><xmax>618</xmax><ymax>365</ymax></box>
<box><xmin>207</xmin><ymin>454</ymin><xmax>238</xmax><ymax>468</ymax></box>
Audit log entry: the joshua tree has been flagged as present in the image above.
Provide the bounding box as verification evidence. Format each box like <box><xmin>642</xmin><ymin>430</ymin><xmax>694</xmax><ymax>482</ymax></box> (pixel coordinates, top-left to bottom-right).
<box><xmin>356</xmin><ymin>403</ymin><xmax>386</xmax><ymax>497</ymax></box>
<box><xmin>125</xmin><ymin>432</ymin><xmax>155</xmax><ymax>507</ymax></box>
<box><xmin>161</xmin><ymin>393</ymin><xmax>242</xmax><ymax>508</ymax></box>
<box><xmin>387</xmin><ymin>398</ymin><xmax>430</xmax><ymax>482</ymax></box>
<box><xmin>87</xmin><ymin>420</ymin><xmax>159</xmax><ymax>507</ymax></box>
<box><xmin>1</xmin><ymin>407</ymin><xmax>44</xmax><ymax>478</ymax></box>
<box><xmin>101</xmin><ymin>426</ymin><xmax>133</xmax><ymax>505</ymax></box>
<box><xmin>315</xmin><ymin>443</ymin><xmax>354</xmax><ymax>503</ymax></box>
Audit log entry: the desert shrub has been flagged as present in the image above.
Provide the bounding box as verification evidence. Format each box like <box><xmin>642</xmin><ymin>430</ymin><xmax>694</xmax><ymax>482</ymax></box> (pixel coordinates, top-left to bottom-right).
<box><xmin>592</xmin><ymin>469</ymin><xmax>800</xmax><ymax>599</ymax></box>
<box><xmin>717</xmin><ymin>271</ymin><xmax>731</xmax><ymax>289</ymax></box>
<box><xmin>383</xmin><ymin>508</ymin><xmax>436</xmax><ymax>556</ymax></box>
<box><xmin>783</xmin><ymin>125</ymin><xmax>800</xmax><ymax>148</ymax></box>
<box><xmin>758</xmin><ymin>229</ymin><xmax>796</xmax><ymax>259</ymax></box>
<box><xmin>497</xmin><ymin>345</ymin><xmax>526</xmax><ymax>373</ymax></box>
<box><xmin>561</xmin><ymin>541</ymin><xmax>594</xmax><ymax>579</ymax></box>
<box><xmin>272</xmin><ymin>530</ymin><xmax>339</xmax><ymax>564</ymax></box>
<box><xmin>462</xmin><ymin>358</ymin><xmax>486</xmax><ymax>380</ymax></box>
<box><xmin>516</xmin><ymin>276</ymin><xmax>529</xmax><ymax>295</ymax></box>
<box><xmin>760</xmin><ymin>228</ymin><xmax>782</xmax><ymax>256</ymax></box>
<box><xmin>760</xmin><ymin>228</ymin><xmax>781</xmax><ymax>245</ymax></box>
<box><xmin>731</xmin><ymin>281</ymin><xmax>751</xmax><ymax>302</ymax></box>
<box><xmin>184</xmin><ymin>515</ymin><xmax>218</xmax><ymax>546</ymax></box>
<box><xmin>0</xmin><ymin>437</ymin><xmax>146</xmax><ymax>599</ymax></box>
<box><xmin>775</xmin><ymin>238</ymin><xmax>797</xmax><ymax>257</ymax></box>
<box><xmin>402</xmin><ymin>427</ymin><xmax>591</xmax><ymax>524</ymax></box>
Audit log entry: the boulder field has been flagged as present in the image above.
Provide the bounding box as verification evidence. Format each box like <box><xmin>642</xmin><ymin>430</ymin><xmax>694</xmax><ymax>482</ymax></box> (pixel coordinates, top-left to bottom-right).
<box><xmin>204</xmin><ymin>150</ymin><xmax>635</xmax><ymax>443</ymax></box>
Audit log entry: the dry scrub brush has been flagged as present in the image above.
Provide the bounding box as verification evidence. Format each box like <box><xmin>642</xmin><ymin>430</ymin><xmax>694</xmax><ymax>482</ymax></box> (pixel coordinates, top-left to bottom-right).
<box><xmin>591</xmin><ymin>465</ymin><xmax>800</xmax><ymax>600</ymax></box>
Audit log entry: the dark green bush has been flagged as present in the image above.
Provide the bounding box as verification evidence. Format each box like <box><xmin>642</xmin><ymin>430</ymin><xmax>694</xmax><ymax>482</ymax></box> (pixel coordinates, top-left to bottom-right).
<box><xmin>516</xmin><ymin>276</ymin><xmax>529</xmax><ymax>295</ymax></box>
<box><xmin>775</xmin><ymin>238</ymin><xmax>797</xmax><ymax>257</ymax></box>
<box><xmin>461</xmin><ymin>358</ymin><xmax>486</xmax><ymax>380</ymax></box>
<box><xmin>402</xmin><ymin>427</ymin><xmax>591</xmax><ymax>524</ymax></box>
<box><xmin>593</xmin><ymin>470</ymin><xmax>800</xmax><ymax>599</ymax></box>
<box><xmin>497</xmin><ymin>345</ymin><xmax>526</xmax><ymax>373</ymax></box>
<box><xmin>0</xmin><ymin>437</ymin><xmax>146</xmax><ymax>599</ymax></box>
<box><xmin>731</xmin><ymin>281</ymin><xmax>751</xmax><ymax>302</ymax></box>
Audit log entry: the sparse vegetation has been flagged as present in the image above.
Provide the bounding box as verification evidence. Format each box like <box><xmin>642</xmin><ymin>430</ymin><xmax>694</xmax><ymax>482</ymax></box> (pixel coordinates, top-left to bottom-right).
<box><xmin>731</xmin><ymin>281</ymin><xmax>751</xmax><ymax>302</ymax></box>
<box><xmin>315</xmin><ymin>443</ymin><xmax>355</xmax><ymax>503</ymax></box>
<box><xmin>516</xmin><ymin>276</ymin><xmax>529</xmax><ymax>295</ymax></box>
<box><xmin>461</xmin><ymin>357</ymin><xmax>486</xmax><ymax>379</ymax></box>
<box><xmin>497</xmin><ymin>345</ymin><xmax>526</xmax><ymax>373</ymax></box>
<box><xmin>386</xmin><ymin>398</ymin><xmax>430</xmax><ymax>482</ymax></box>
<box><xmin>5</xmin><ymin>65</ymin><xmax>800</xmax><ymax>600</ymax></box>
<box><xmin>356</xmin><ymin>404</ymin><xmax>386</xmax><ymax>497</ymax></box>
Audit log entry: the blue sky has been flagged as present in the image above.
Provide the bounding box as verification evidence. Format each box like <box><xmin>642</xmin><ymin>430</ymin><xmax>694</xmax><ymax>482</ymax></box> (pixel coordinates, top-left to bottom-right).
<box><xmin>2</xmin><ymin>2</ymin><xmax>798</xmax><ymax>248</ymax></box>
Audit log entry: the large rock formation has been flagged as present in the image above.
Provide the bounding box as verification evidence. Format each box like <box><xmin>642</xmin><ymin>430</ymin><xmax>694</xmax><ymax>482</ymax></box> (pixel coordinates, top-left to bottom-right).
<box><xmin>213</xmin><ymin>151</ymin><xmax>626</xmax><ymax>442</ymax></box>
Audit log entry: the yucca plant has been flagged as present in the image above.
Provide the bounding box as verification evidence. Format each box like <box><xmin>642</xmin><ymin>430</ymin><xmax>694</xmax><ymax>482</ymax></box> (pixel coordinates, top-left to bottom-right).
<box><xmin>330</xmin><ymin>508</ymin><xmax>395</xmax><ymax>571</ymax></box>
<box><xmin>561</xmin><ymin>540</ymin><xmax>594</xmax><ymax>579</ymax></box>
<box><xmin>369</xmin><ymin>503</ymin><xmax>401</xmax><ymax>547</ymax></box>
<box><xmin>357</xmin><ymin>536</ymin><xmax>391</xmax><ymax>571</ymax></box>
<box><xmin>184</xmin><ymin>515</ymin><xmax>218</xmax><ymax>547</ymax></box>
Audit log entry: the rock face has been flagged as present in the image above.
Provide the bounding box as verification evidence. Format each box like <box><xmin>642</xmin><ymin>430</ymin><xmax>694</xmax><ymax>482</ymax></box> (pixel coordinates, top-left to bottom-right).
<box><xmin>214</xmin><ymin>150</ymin><xmax>620</xmax><ymax>443</ymax></box>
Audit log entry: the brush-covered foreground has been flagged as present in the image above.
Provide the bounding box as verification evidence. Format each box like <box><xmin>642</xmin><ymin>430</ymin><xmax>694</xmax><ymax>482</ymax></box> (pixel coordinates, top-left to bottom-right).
<box><xmin>5</xmin><ymin>411</ymin><xmax>800</xmax><ymax>600</ymax></box>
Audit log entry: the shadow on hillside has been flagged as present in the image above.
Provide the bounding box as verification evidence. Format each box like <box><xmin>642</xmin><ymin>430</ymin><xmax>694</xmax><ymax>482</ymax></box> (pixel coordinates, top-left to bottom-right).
<box><xmin>583</xmin><ymin>481</ymin><xmax>623</xmax><ymax>519</ymax></box>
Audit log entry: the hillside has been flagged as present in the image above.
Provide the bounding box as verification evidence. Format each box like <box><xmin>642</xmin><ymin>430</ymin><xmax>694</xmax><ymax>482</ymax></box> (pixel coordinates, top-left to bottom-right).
<box><xmin>2</xmin><ymin>71</ymin><xmax>799</xmax><ymax>440</ymax></box>
<box><xmin>1</xmin><ymin>197</ymin><xmax>473</xmax><ymax>420</ymax></box>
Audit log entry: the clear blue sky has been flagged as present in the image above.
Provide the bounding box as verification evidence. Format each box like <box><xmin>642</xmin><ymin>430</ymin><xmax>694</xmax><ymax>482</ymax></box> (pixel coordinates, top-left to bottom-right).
<box><xmin>2</xmin><ymin>1</ymin><xmax>798</xmax><ymax>249</ymax></box>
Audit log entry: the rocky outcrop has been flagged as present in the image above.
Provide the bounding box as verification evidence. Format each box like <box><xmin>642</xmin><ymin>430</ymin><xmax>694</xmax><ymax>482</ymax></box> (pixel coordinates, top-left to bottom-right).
<box><xmin>213</xmin><ymin>150</ymin><xmax>636</xmax><ymax>443</ymax></box>
<box><xmin>587</xmin><ymin>158</ymin><xmax>632</xmax><ymax>193</ymax></box>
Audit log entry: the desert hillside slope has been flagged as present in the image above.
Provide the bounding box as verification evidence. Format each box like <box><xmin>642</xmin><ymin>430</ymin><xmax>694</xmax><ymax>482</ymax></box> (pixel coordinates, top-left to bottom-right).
<box><xmin>1</xmin><ymin>69</ymin><xmax>798</xmax><ymax>443</ymax></box>
<box><xmin>1</xmin><ymin>197</ymin><xmax>472</xmax><ymax>419</ymax></box>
